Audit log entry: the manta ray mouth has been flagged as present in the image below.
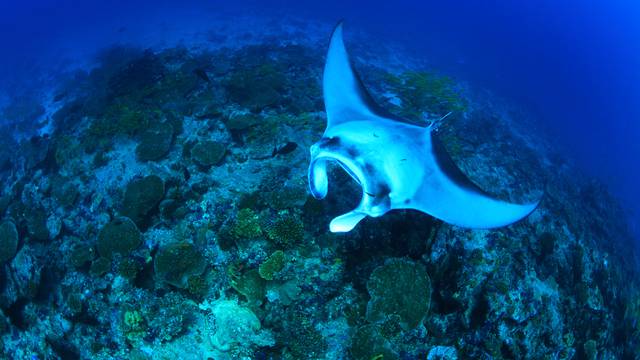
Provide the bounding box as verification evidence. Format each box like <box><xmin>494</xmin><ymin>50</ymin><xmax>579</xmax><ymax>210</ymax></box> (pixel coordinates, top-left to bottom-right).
<box><xmin>334</xmin><ymin>159</ymin><xmax>393</xmax><ymax>216</ymax></box>
<box><xmin>308</xmin><ymin>153</ymin><xmax>369</xmax><ymax>201</ymax></box>
<box><xmin>335</xmin><ymin>160</ymin><xmax>363</xmax><ymax>187</ymax></box>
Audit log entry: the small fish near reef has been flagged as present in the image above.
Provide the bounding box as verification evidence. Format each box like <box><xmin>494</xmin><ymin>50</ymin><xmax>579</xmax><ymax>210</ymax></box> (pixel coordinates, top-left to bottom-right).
<box><xmin>272</xmin><ymin>141</ymin><xmax>298</xmax><ymax>157</ymax></box>
<box><xmin>193</xmin><ymin>68</ymin><xmax>211</xmax><ymax>83</ymax></box>
<box><xmin>250</xmin><ymin>141</ymin><xmax>298</xmax><ymax>160</ymax></box>
<box><xmin>308</xmin><ymin>22</ymin><xmax>542</xmax><ymax>232</ymax></box>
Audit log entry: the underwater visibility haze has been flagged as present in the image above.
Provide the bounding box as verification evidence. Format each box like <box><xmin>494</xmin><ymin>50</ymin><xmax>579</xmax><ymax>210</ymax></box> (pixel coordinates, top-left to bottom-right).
<box><xmin>0</xmin><ymin>0</ymin><xmax>639</xmax><ymax>359</ymax></box>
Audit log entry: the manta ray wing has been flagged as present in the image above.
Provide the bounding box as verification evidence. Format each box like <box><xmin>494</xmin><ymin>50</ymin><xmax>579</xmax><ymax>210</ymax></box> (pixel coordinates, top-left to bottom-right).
<box><xmin>310</xmin><ymin>22</ymin><xmax>542</xmax><ymax>232</ymax></box>
<box><xmin>412</xmin><ymin>132</ymin><xmax>541</xmax><ymax>228</ymax></box>
<box><xmin>323</xmin><ymin>21</ymin><xmax>403</xmax><ymax>128</ymax></box>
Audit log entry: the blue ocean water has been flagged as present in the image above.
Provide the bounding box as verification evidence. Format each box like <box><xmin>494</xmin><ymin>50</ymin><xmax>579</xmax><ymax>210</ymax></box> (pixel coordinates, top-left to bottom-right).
<box><xmin>0</xmin><ymin>0</ymin><xmax>639</xmax><ymax>358</ymax></box>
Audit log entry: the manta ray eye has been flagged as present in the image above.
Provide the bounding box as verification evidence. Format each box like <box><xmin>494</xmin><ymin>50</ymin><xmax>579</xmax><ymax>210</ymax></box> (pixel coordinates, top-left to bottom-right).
<box><xmin>320</xmin><ymin>136</ymin><xmax>341</xmax><ymax>148</ymax></box>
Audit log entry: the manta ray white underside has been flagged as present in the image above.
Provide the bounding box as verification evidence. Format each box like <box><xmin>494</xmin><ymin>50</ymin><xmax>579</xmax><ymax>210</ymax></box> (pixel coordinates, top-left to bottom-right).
<box><xmin>308</xmin><ymin>22</ymin><xmax>541</xmax><ymax>233</ymax></box>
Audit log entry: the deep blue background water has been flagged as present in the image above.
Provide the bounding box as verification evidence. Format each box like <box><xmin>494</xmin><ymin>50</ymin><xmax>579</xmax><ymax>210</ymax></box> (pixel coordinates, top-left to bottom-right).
<box><xmin>1</xmin><ymin>0</ymin><xmax>638</xmax><ymax>237</ymax></box>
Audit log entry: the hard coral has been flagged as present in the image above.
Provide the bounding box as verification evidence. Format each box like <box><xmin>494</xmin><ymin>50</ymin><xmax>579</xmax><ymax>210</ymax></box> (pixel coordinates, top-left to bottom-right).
<box><xmin>223</xmin><ymin>113</ymin><xmax>260</xmax><ymax>131</ymax></box>
<box><xmin>97</xmin><ymin>216</ymin><xmax>142</xmax><ymax>259</ymax></box>
<box><xmin>25</xmin><ymin>206</ymin><xmax>49</xmax><ymax>241</ymax></box>
<box><xmin>229</xmin><ymin>267</ymin><xmax>266</xmax><ymax>305</ymax></box>
<box><xmin>263</xmin><ymin>183</ymin><xmax>308</xmax><ymax>211</ymax></box>
<box><xmin>135</xmin><ymin>122</ymin><xmax>174</xmax><ymax>161</ymax></box>
<box><xmin>117</xmin><ymin>257</ymin><xmax>142</xmax><ymax>281</ymax></box>
<box><xmin>230</xmin><ymin>208</ymin><xmax>263</xmax><ymax>240</ymax></box>
<box><xmin>225</xmin><ymin>63</ymin><xmax>287</xmax><ymax>112</ymax></box>
<box><xmin>50</xmin><ymin>176</ymin><xmax>80</xmax><ymax>207</ymax></box>
<box><xmin>120</xmin><ymin>175</ymin><xmax>165</xmax><ymax>227</ymax></box>
<box><xmin>350</xmin><ymin>324</ymin><xmax>399</xmax><ymax>360</ymax></box>
<box><xmin>258</xmin><ymin>250</ymin><xmax>285</xmax><ymax>280</ymax></box>
<box><xmin>90</xmin><ymin>257</ymin><xmax>111</xmax><ymax>277</ymax></box>
<box><xmin>385</xmin><ymin>70</ymin><xmax>467</xmax><ymax>120</ymax></box>
<box><xmin>190</xmin><ymin>140</ymin><xmax>226</xmax><ymax>168</ymax></box>
<box><xmin>154</xmin><ymin>242</ymin><xmax>206</xmax><ymax>288</ymax></box>
<box><xmin>107</xmin><ymin>50</ymin><xmax>165</xmax><ymax>99</ymax></box>
<box><xmin>366</xmin><ymin>258</ymin><xmax>431</xmax><ymax>330</ymax></box>
<box><xmin>0</xmin><ymin>220</ymin><xmax>18</xmax><ymax>263</ymax></box>
<box><xmin>265</xmin><ymin>212</ymin><xmax>304</xmax><ymax>248</ymax></box>
<box><xmin>89</xmin><ymin>102</ymin><xmax>154</xmax><ymax>138</ymax></box>
<box><xmin>147</xmin><ymin>292</ymin><xmax>197</xmax><ymax>342</ymax></box>
<box><xmin>70</xmin><ymin>244</ymin><xmax>97</xmax><ymax>268</ymax></box>
<box><xmin>202</xmin><ymin>299</ymin><xmax>274</xmax><ymax>354</ymax></box>
<box><xmin>122</xmin><ymin>309</ymin><xmax>146</xmax><ymax>342</ymax></box>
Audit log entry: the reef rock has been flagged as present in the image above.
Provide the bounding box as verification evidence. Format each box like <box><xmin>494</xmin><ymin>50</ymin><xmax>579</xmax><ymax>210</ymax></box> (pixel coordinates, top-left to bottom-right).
<box><xmin>0</xmin><ymin>221</ymin><xmax>18</xmax><ymax>263</ymax></box>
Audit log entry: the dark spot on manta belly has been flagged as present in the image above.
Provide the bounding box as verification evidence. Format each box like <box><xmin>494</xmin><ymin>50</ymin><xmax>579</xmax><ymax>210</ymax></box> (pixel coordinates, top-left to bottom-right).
<box><xmin>369</xmin><ymin>182</ymin><xmax>392</xmax><ymax>208</ymax></box>
<box><xmin>378</xmin><ymin>183</ymin><xmax>391</xmax><ymax>197</ymax></box>
<box><xmin>364</xmin><ymin>162</ymin><xmax>375</xmax><ymax>175</ymax></box>
<box><xmin>346</xmin><ymin>146</ymin><xmax>359</xmax><ymax>157</ymax></box>
<box><xmin>320</xmin><ymin>136</ymin><xmax>360</xmax><ymax>158</ymax></box>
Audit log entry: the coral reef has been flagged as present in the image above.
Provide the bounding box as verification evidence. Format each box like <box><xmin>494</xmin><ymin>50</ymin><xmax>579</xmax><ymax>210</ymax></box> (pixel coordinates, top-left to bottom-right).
<box><xmin>0</xmin><ymin>22</ymin><xmax>637</xmax><ymax>360</ymax></box>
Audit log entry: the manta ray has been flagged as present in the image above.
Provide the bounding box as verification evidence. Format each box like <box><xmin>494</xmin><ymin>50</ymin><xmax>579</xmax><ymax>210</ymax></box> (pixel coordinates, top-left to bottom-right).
<box><xmin>308</xmin><ymin>22</ymin><xmax>541</xmax><ymax>233</ymax></box>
